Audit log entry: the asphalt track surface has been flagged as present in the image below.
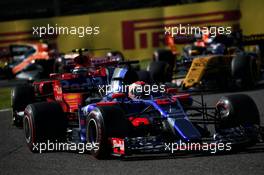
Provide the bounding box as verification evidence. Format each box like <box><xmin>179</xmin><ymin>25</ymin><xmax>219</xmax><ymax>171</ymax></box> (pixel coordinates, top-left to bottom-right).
<box><xmin>0</xmin><ymin>82</ymin><xmax>264</xmax><ymax>175</ymax></box>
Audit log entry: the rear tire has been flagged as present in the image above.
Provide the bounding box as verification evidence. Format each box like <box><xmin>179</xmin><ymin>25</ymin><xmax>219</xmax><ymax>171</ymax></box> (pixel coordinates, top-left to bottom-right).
<box><xmin>136</xmin><ymin>70</ymin><xmax>151</xmax><ymax>83</ymax></box>
<box><xmin>3</xmin><ymin>66</ymin><xmax>14</xmax><ymax>79</ymax></box>
<box><xmin>153</xmin><ymin>49</ymin><xmax>175</xmax><ymax>66</ymax></box>
<box><xmin>123</xmin><ymin>70</ymin><xmax>139</xmax><ymax>85</ymax></box>
<box><xmin>24</xmin><ymin>102</ymin><xmax>67</xmax><ymax>152</ymax></box>
<box><xmin>153</xmin><ymin>49</ymin><xmax>175</xmax><ymax>80</ymax></box>
<box><xmin>149</xmin><ymin>61</ymin><xmax>171</xmax><ymax>83</ymax></box>
<box><xmin>11</xmin><ymin>84</ymin><xmax>34</xmax><ymax>127</ymax></box>
<box><xmin>231</xmin><ymin>54</ymin><xmax>258</xmax><ymax>89</ymax></box>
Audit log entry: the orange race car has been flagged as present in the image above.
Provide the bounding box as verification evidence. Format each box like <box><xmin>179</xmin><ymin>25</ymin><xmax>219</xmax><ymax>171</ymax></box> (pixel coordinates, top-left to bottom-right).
<box><xmin>1</xmin><ymin>42</ymin><xmax>56</xmax><ymax>80</ymax></box>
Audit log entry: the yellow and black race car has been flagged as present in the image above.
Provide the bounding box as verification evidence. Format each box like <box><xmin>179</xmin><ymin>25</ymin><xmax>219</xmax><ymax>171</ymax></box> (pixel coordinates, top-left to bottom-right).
<box><xmin>182</xmin><ymin>35</ymin><xmax>262</xmax><ymax>90</ymax></box>
<box><xmin>149</xmin><ymin>33</ymin><xmax>263</xmax><ymax>90</ymax></box>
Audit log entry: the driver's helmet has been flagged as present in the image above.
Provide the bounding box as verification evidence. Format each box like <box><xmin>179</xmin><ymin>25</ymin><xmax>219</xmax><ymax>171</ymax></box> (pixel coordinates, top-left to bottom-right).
<box><xmin>128</xmin><ymin>81</ymin><xmax>147</xmax><ymax>99</ymax></box>
<box><xmin>210</xmin><ymin>43</ymin><xmax>225</xmax><ymax>54</ymax></box>
<box><xmin>202</xmin><ymin>33</ymin><xmax>211</xmax><ymax>44</ymax></box>
<box><xmin>72</xmin><ymin>54</ymin><xmax>91</xmax><ymax>76</ymax></box>
<box><xmin>74</xmin><ymin>54</ymin><xmax>91</xmax><ymax>68</ymax></box>
<box><xmin>194</xmin><ymin>32</ymin><xmax>206</xmax><ymax>47</ymax></box>
<box><xmin>201</xmin><ymin>26</ymin><xmax>217</xmax><ymax>44</ymax></box>
<box><xmin>194</xmin><ymin>32</ymin><xmax>213</xmax><ymax>47</ymax></box>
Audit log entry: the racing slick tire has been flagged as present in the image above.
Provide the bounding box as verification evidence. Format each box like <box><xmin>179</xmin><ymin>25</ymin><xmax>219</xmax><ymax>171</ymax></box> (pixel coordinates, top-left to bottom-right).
<box><xmin>153</xmin><ymin>49</ymin><xmax>175</xmax><ymax>65</ymax></box>
<box><xmin>149</xmin><ymin>61</ymin><xmax>171</xmax><ymax>83</ymax></box>
<box><xmin>153</xmin><ymin>49</ymin><xmax>175</xmax><ymax>79</ymax></box>
<box><xmin>11</xmin><ymin>84</ymin><xmax>35</xmax><ymax>127</ymax></box>
<box><xmin>136</xmin><ymin>70</ymin><xmax>151</xmax><ymax>83</ymax></box>
<box><xmin>23</xmin><ymin>102</ymin><xmax>67</xmax><ymax>153</ymax></box>
<box><xmin>86</xmin><ymin>106</ymin><xmax>132</xmax><ymax>159</ymax></box>
<box><xmin>123</xmin><ymin>69</ymin><xmax>139</xmax><ymax>85</ymax></box>
<box><xmin>231</xmin><ymin>54</ymin><xmax>259</xmax><ymax>89</ymax></box>
<box><xmin>216</xmin><ymin>94</ymin><xmax>260</xmax><ymax>128</ymax></box>
<box><xmin>2</xmin><ymin>66</ymin><xmax>14</xmax><ymax>79</ymax></box>
<box><xmin>216</xmin><ymin>94</ymin><xmax>260</xmax><ymax>144</ymax></box>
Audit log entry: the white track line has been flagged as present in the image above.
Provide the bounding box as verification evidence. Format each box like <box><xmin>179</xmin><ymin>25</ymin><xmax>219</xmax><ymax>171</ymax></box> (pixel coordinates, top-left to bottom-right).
<box><xmin>0</xmin><ymin>108</ymin><xmax>11</xmax><ymax>112</ymax></box>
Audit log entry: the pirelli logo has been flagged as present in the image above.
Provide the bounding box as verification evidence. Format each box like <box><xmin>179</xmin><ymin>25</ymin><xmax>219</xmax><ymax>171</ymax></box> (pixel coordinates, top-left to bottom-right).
<box><xmin>0</xmin><ymin>30</ymin><xmax>58</xmax><ymax>51</ymax></box>
<box><xmin>122</xmin><ymin>10</ymin><xmax>241</xmax><ymax>50</ymax></box>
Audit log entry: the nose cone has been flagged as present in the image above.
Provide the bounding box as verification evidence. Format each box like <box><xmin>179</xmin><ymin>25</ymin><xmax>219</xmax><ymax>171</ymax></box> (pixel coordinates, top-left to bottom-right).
<box><xmin>168</xmin><ymin>118</ymin><xmax>201</xmax><ymax>142</ymax></box>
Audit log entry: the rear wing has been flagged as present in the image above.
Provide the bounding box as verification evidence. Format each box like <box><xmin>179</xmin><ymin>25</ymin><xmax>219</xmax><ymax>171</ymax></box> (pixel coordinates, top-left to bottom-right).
<box><xmin>242</xmin><ymin>34</ymin><xmax>264</xmax><ymax>45</ymax></box>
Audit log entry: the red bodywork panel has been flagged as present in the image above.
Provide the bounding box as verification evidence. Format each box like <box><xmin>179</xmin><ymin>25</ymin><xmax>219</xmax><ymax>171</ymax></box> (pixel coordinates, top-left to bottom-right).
<box><xmin>172</xmin><ymin>94</ymin><xmax>193</xmax><ymax>106</ymax></box>
<box><xmin>111</xmin><ymin>93</ymin><xmax>126</xmax><ymax>99</ymax></box>
<box><xmin>155</xmin><ymin>94</ymin><xmax>192</xmax><ymax>106</ymax></box>
<box><xmin>155</xmin><ymin>98</ymin><xmax>171</xmax><ymax>105</ymax></box>
<box><xmin>32</xmin><ymin>69</ymin><xmax>107</xmax><ymax>121</ymax></box>
<box><xmin>63</xmin><ymin>93</ymin><xmax>87</xmax><ymax>113</ymax></box>
<box><xmin>96</xmin><ymin>101</ymin><xmax>118</xmax><ymax>106</ymax></box>
<box><xmin>172</xmin><ymin>94</ymin><xmax>191</xmax><ymax>101</ymax></box>
<box><xmin>129</xmin><ymin>117</ymin><xmax>150</xmax><ymax>127</ymax></box>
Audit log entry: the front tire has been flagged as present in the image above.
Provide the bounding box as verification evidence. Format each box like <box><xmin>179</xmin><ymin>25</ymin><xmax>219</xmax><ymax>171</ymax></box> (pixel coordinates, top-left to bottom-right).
<box><xmin>216</xmin><ymin>94</ymin><xmax>260</xmax><ymax>145</ymax></box>
<box><xmin>86</xmin><ymin>106</ymin><xmax>131</xmax><ymax>159</ymax></box>
<box><xmin>216</xmin><ymin>94</ymin><xmax>260</xmax><ymax>128</ymax></box>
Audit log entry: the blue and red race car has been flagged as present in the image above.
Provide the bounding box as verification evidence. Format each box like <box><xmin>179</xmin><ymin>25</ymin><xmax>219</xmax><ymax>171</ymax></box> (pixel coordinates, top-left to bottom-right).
<box><xmin>20</xmin><ymin>61</ymin><xmax>264</xmax><ymax>159</ymax></box>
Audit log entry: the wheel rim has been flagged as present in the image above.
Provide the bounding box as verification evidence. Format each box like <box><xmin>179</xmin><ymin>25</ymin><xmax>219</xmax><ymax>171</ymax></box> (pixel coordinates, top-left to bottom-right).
<box><xmin>10</xmin><ymin>89</ymin><xmax>14</xmax><ymax>107</ymax></box>
<box><xmin>218</xmin><ymin>105</ymin><xmax>230</xmax><ymax>118</ymax></box>
<box><xmin>88</xmin><ymin>118</ymin><xmax>98</xmax><ymax>144</ymax></box>
<box><xmin>217</xmin><ymin>99</ymin><xmax>230</xmax><ymax>119</ymax></box>
<box><xmin>24</xmin><ymin>116</ymin><xmax>32</xmax><ymax>143</ymax></box>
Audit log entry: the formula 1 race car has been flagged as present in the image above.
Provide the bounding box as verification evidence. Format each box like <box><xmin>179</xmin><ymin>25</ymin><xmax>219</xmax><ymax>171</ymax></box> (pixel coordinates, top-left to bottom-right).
<box><xmin>11</xmin><ymin>66</ymin><xmax>107</xmax><ymax>127</ymax></box>
<box><xmin>149</xmin><ymin>32</ymin><xmax>263</xmax><ymax>90</ymax></box>
<box><xmin>53</xmin><ymin>48</ymin><xmax>124</xmax><ymax>73</ymax></box>
<box><xmin>1</xmin><ymin>42</ymin><xmax>57</xmax><ymax>81</ymax></box>
<box><xmin>11</xmin><ymin>49</ymin><xmax>109</xmax><ymax>127</ymax></box>
<box><xmin>180</xmin><ymin>35</ymin><xmax>262</xmax><ymax>90</ymax></box>
<box><xmin>11</xmin><ymin>49</ymin><xmax>138</xmax><ymax>127</ymax></box>
<box><xmin>21</xmin><ymin>63</ymin><xmax>264</xmax><ymax>159</ymax></box>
